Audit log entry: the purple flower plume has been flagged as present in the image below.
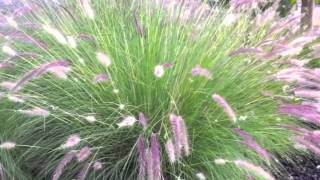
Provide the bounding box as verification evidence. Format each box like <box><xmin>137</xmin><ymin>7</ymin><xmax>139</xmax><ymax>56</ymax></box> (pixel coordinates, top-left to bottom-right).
<box><xmin>52</xmin><ymin>151</ymin><xmax>76</xmax><ymax>180</ymax></box>
<box><xmin>212</xmin><ymin>94</ymin><xmax>237</xmax><ymax>123</ymax></box>
<box><xmin>234</xmin><ymin>128</ymin><xmax>273</xmax><ymax>161</ymax></box>
<box><xmin>279</xmin><ymin>104</ymin><xmax>320</xmax><ymax>125</ymax></box>
<box><xmin>192</xmin><ymin>66</ymin><xmax>213</xmax><ymax>80</ymax></box>
<box><xmin>77</xmin><ymin>146</ymin><xmax>92</xmax><ymax>162</ymax></box>
<box><xmin>233</xmin><ymin>160</ymin><xmax>275</xmax><ymax>180</ymax></box>
<box><xmin>165</xmin><ymin>138</ymin><xmax>176</xmax><ymax>164</ymax></box>
<box><xmin>138</xmin><ymin>112</ymin><xmax>149</xmax><ymax>129</ymax></box>
<box><xmin>138</xmin><ymin>136</ymin><xmax>147</xmax><ymax>180</ymax></box>
<box><xmin>7</xmin><ymin>30</ymin><xmax>49</xmax><ymax>49</ymax></box>
<box><xmin>13</xmin><ymin>5</ymin><xmax>36</xmax><ymax>17</ymax></box>
<box><xmin>150</xmin><ymin>133</ymin><xmax>162</xmax><ymax>180</ymax></box>
<box><xmin>295</xmin><ymin>136</ymin><xmax>320</xmax><ymax>155</ymax></box>
<box><xmin>169</xmin><ymin>114</ymin><xmax>190</xmax><ymax>158</ymax></box>
<box><xmin>94</xmin><ymin>73</ymin><xmax>109</xmax><ymax>83</ymax></box>
<box><xmin>294</xmin><ymin>89</ymin><xmax>320</xmax><ymax>101</ymax></box>
<box><xmin>11</xmin><ymin>60</ymin><xmax>71</xmax><ymax>92</ymax></box>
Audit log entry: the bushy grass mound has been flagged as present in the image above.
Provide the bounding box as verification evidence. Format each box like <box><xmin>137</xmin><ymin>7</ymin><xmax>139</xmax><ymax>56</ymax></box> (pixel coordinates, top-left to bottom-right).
<box><xmin>1</xmin><ymin>0</ymin><xmax>317</xmax><ymax>179</ymax></box>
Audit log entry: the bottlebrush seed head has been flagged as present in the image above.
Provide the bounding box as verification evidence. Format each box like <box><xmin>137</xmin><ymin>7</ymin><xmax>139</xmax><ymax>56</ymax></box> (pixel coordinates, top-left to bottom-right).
<box><xmin>0</xmin><ymin>141</ymin><xmax>16</xmax><ymax>150</ymax></box>
<box><xmin>60</xmin><ymin>134</ymin><xmax>81</xmax><ymax>149</ymax></box>
<box><xmin>212</xmin><ymin>94</ymin><xmax>237</xmax><ymax>123</ymax></box>
<box><xmin>77</xmin><ymin>146</ymin><xmax>92</xmax><ymax>162</ymax></box>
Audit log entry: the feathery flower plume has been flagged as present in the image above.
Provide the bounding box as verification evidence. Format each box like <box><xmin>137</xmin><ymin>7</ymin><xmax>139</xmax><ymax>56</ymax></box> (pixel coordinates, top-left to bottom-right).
<box><xmin>60</xmin><ymin>134</ymin><xmax>81</xmax><ymax>149</ymax></box>
<box><xmin>154</xmin><ymin>65</ymin><xmax>165</xmax><ymax>78</ymax></box>
<box><xmin>303</xmin><ymin>130</ymin><xmax>320</xmax><ymax>145</ymax></box>
<box><xmin>214</xmin><ymin>158</ymin><xmax>228</xmax><ymax>165</ymax></box>
<box><xmin>233</xmin><ymin>160</ymin><xmax>275</xmax><ymax>180</ymax></box>
<box><xmin>7</xmin><ymin>95</ymin><xmax>25</xmax><ymax>103</ymax></box>
<box><xmin>11</xmin><ymin>60</ymin><xmax>71</xmax><ymax>92</ymax></box>
<box><xmin>2</xmin><ymin>45</ymin><xmax>17</xmax><ymax>56</ymax></box>
<box><xmin>294</xmin><ymin>136</ymin><xmax>320</xmax><ymax>155</ymax></box>
<box><xmin>93</xmin><ymin>161</ymin><xmax>103</xmax><ymax>171</ymax></box>
<box><xmin>7</xmin><ymin>31</ymin><xmax>48</xmax><ymax>49</ymax></box>
<box><xmin>13</xmin><ymin>5</ymin><xmax>35</xmax><ymax>17</ymax></box>
<box><xmin>169</xmin><ymin>114</ymin><xmax>182</xmax><ymax>158</ymax></box>
<box><xmin>5</xmin><ymin>16</ymin><xmax>18</xmax><ymax>29</ymax></box>
<box><xmin>233</xmin><ymin>128</ymin><xmax>273</xmax><ymax>161</ymax></box>
<box><xmin>0</xmin><ymin>81</ymin><xmax>17</xmax><ymax>90</ymax></box>
<box><xmin>46</xmin><ymin>64</ymin><xmax>71</xmax><ymax>80</ymax></box>
<box><xmin>196</xmin><ymin>172</ymin><xmax>206</xmax><ymax>180</ymax></box>
<box><xmin>192</xmin><ymin>66</ymin><xmax>213</xmax><ymax>80</ymax></box>
<box><xmin>81</xmin><ymin>0</ymin><xmax>95</xmax><ymax>19</ymax></box>
<box><xmin>0</xmin><ymin>62</ymin><xmax>13</xmax><ymax>69</ymax></box>
<box><xmin>77</xmin><ymin>162</ymin><xmax>90</xmax><ymax>180</ymax></box>
<box><xmin>52</xmin><ymin>151</ymin><xmax>76</xmax><ymax>180</ymax></box>
<box><xmin>212</xmin><ymin>94</ymin><xmax>237</xmax><ymax>123</ymax></box>
<box><xmin>294</xmin><ymin>89</ymin><xmax>320</xmax><ymax>100</ymax></box>
<box><xmin>18</xmin><ymin>107</ymin><xmax>50</xmax><ymax>117</ymax></box>
<box><xmin>150</xmin><ymin>133</ymin><xmax>162</xmax><ymax>180</ymax></box>
<box><xmin>43</xmin><ymin>25</ymin><xmax>68</xmax><ymax>45</ymax></box>
<box><xmin>77</xmin><ymin>146</ymin><xmax>92</xmax><ymax>162</ymax></box>
<box><xmin>96</xmin><ymin>52</ymin><xmax>112</xmax><ymax>67</ymax></box>
<box><xmin>165</xmin><ymin>138</ymin><xmax>176</xmax><ymax>164</ymax></box>
<box><xmin>169</xmin><ymin>114</ymin><xmax>190</xmax><ymax>157</ymax></box>
<box><xmin>67</xmin><ymin>36</ymin><xmax>77</xmax><ymax>48</ymax></box>
<box><xmin>279</xmin><ymin>104</ymin><xmax>320</xmax><ymax>125</ymax></box>
<box><xmin>94</xmin><ymin>74</ymin><xmax>109</xmax><ymax>83</ymax></box>
<box><xmin>138</xmin><ymin>136</ymin><xmax>147</xmax><ymax>180</ymax></box>
<box><xmin>0</xmin><ymin>141</ymin><xmax>16</xmax><ymax>150</ymax></box>
<box><xmin>117</xmin><ymin>116</ymin><xmax>137</xmax><ymax>128</ymax></box>
<box><xmin>85</xmin><ymin>115</ymin><xmax>96</xmax><ymax>123</ymax></box>
<box><xmin>179</xmin><ymin>116</ymin><xmax>190</xmax><ymax>156</ymax></box>
<box><xmin>146</xmin><ymin>148</ymin><xmax>153</xmax><ymax>180</ymax></box>
<box><xmin>138</xmin><ymin>112</ymin><xmax>148</xmax><ymax>129</ymax></box>
<box><xmin>229</xmin><ymin>48</ymin><xmax>263</xmax><ymax>57</ymax></box>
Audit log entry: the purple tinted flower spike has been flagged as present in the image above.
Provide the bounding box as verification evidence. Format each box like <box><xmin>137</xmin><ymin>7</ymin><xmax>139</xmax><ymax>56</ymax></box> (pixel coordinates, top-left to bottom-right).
<box><xmin>138</xmin><ymin>136</ymin><xmax>147</xmax><ymax>180</ymax></box>
<box><xmin>234</xmin><ymin>160</ymin><xmax>275</xmax><ymax>180</ymax></box>
<box><xmin>212</xmin><ymin>94</ymin><xmax>237</xmax><ymax>123</ymax></box>
<box><xmin>191</xmin><ymin>66</ymin><xmax>213</xmax><ymax>80</ymax></box>
<box><xmin>169</xmin><ymin>114</ymin><xmax>182</xmax><ymax>158</ymax></box>
<box><xmin>52</xmin><ymin>151</ymin><xmax>76</xmax><ymax>180</ymax></box>
<box><xmin>11</xmin><ymin>60</ymin><xmax>71</xmax><ymax>92</ymax></box>
<box><xmin>150</xmin><ymin>133</ymin><xmax>162</xmax><ymax>180</ymax></box>
<box><xmin>138</xmin><ymin>112</ymin><xmax>149</xmax><ymax>129</ymax></box>
<box><xmin>279</xmin><ymin>104</ymin><xmax>320</xmax><ymax>125</ymax></box>
<box><xmin>13</xmin><ymin>5</ymin><xmax>36</xmax><ymax>17</ymax></box>
<box><xmin>169</xmin><ymin>114</ymin><xmax>190</xmax><ymax>158</ymax></box>
<box><xmin>234</xmin><ymin>128</ymin><xmax>274</xmax><ymax>161</ymax></box>
<box><xmin>94</xmin><ymin>73</ymin><xmax>109</xmax><ymax>83</ymax></box>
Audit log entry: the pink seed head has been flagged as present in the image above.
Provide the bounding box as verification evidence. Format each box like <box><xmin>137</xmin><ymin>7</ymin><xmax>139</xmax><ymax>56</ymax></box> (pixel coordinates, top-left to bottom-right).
<box><xmin>61</xmin><ymin>134</ymin><xmax>81</xmax><ymax>149</ymax></box>
<box><xmin>77</xmin><ymin>146</ymin><xmax>92</xmax><ymax>162</ymax></box>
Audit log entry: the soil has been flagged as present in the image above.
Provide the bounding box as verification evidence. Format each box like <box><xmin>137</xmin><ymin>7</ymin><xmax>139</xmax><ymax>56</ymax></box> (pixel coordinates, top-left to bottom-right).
<box><xmin>279</xmin><ymin>155</ymin><xmax>320</xmax><ymax>180</ymax></box>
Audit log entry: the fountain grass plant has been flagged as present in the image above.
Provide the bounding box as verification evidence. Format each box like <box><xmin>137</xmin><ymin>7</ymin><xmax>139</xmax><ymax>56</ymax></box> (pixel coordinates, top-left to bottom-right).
<box><xmin>0</xmin><ymin>0</ymin><xmax>317</xmax><ymax>179</ymax></box>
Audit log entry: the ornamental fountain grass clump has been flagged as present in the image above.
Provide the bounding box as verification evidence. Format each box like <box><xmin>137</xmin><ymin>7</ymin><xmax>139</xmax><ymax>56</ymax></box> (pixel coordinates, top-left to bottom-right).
<box><xmin>0</xmin><ymin>0</ymin><xmax>319</xmax><ymax>179</ymax></box>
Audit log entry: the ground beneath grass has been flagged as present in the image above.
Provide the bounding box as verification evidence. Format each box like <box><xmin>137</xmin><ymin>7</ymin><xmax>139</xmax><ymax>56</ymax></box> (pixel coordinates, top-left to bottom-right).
<box><xmin>280</xmin><ymin>154</ymin><xmax>320</xmax><ymax>180</ymax></box>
